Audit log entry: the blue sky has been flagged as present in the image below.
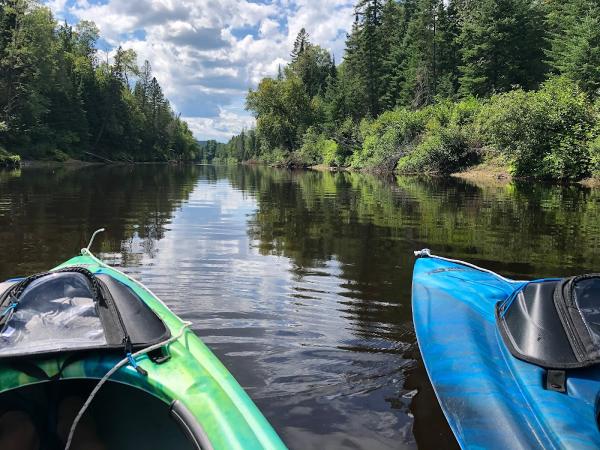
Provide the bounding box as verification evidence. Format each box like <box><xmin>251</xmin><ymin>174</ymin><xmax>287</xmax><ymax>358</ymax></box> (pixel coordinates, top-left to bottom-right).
<box><xmin>45</xmin><ymin>0</ymin><xmax>356</xmax><ymax>142</ymax></box>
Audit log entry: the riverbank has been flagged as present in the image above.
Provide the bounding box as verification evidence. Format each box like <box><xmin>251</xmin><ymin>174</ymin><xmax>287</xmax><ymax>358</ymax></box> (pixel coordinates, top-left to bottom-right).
<box><xmin>0</xmin><ymin>148</ymin><xmax>20</xmax><ymax>169</ymax></box>
<box><xmin>6</xmin><ymin>157</ymin><xmax>600</xmax><ymax>188</ymax></box>
<box><xmin>274</xmin><ymin>158</ymin><xmax>600</xmax><ymax>188</ymax></box>
<box><xmin>20</xmin><ymin>159</ymin><xmax>100</xmax><ymax>168</ymax></box>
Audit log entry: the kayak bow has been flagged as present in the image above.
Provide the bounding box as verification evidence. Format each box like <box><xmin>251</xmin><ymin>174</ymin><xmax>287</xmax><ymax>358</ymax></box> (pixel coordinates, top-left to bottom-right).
<box><xmin>412</xmin><ymin>251</ymin><xmax>600</xmax><ymax>449</ymax></box>
<box><xmin>0</xmin><ymin>249</ymin><xmax>287</xmax><ymax>450</ymax></box>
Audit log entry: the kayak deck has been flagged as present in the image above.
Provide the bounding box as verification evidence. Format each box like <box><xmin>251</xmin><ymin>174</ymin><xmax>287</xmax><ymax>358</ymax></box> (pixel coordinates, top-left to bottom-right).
<box><xmin>412</xmin><ymin>256</ymin><xmax>600</xmax><ymax>449</ymax></box>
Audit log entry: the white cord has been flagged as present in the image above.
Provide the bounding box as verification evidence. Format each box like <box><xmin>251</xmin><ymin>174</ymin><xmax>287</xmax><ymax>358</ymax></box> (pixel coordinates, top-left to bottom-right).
<box><xmin>414</xmin><ymin>248</ymin><xmax>525</xmax><ymax>284</ymax></box>
<box><xmin>85</xmin><ymin>228</ymin><xmax>105</xmax><ymax>252</ymax></box>
<box><xmin>64</xmin><ymin>321</ymin><xmax>192</xmax><ymax>450</ymax></box>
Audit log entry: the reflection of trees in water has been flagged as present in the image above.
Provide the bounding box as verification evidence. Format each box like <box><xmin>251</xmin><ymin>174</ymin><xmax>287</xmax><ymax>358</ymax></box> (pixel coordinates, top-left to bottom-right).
<box><xmin>0</xmin><ymin>165</ymin><xmax>201</xmax><ymax>278</ymax></box>
<box><xmin>240</xmin><ymin>166</ymin><xmax>599</xmax><ymax>281</ymax></box>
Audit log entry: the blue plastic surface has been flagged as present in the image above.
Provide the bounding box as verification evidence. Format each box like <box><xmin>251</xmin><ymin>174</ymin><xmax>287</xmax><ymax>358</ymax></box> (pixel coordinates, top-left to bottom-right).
<box><xmin>412</xmin><ymin>256</ymin><xmax>600</xmax><ymax>449</ymax></box>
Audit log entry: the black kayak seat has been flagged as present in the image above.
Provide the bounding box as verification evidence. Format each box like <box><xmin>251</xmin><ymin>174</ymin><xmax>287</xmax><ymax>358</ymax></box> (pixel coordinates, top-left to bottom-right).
<box><xmin>96</xmin><ymin>273</ymin><xmax>169</xmax><ymax>346</ymax></box>
<box><xmin>497</xmin><ymin>274</ymin><xmax>600</xmax><ymax>370</ymax></box>
<box><xmin>497</xmin><ymin>281</ymin><xmax>577</xmax><ymax>367</ymax></box>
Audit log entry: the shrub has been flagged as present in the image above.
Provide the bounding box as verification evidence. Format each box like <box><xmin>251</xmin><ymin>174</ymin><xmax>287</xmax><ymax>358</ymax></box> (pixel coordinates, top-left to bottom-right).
<box><xmin>391</xmin><ymin>99</ymin><xmax>481</xmax><ymax>175</ymax></box>
<box><xmin>297</xmin><ymin>127</ymin><xmax>342</xmax><ymax>167</ymax></box>
<box><xmin>0</xmin><ymin>146</ymin><xmax>21</xmax><ymax>168</ymax></box>
<box><xmin>332</xmin><ymin>117</ymin><xmax>361</xmax><ymax>165</ymax></box>
<box><xmin>258</xmin><ymin>147</ymin><xmax>288</xmax><ymax>165</ymax></box>
<box><xmin>477</xmin><ymin>76</ymin><xmax>594</xmax><ymax>180</ymax></box>
<box><xmin>297</xmin><ymin>128</ymin><xmax>323</xmax><ymax>166</ymax></box>
<box><xmin>397</xmin><ymin>126</ymin><xmax>478</xmax><ymax>174</ymax></box>
<box><xmin>351</xmin><ymin>108</ymin><xmax>429</xmax><ymax>171</ymax></box>
<box><xmin>320</xmin><ymin>139</ymin><xmax>341</xmax><ymax>166</ymax></box>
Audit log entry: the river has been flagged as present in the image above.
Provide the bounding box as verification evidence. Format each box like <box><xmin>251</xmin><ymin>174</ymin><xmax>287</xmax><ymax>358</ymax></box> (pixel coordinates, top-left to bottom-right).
<box><xmin>0</xmin><ymin>164</ymin><xmax>598</xmax><ymax>449</ymax></box>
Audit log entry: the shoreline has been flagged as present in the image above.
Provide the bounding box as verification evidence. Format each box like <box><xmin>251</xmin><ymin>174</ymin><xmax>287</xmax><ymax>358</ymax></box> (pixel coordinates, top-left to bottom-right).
<box><xmin>5</xmin><ymin>159</ymin><xmax>599</xmax><ymax>188</ymax></box>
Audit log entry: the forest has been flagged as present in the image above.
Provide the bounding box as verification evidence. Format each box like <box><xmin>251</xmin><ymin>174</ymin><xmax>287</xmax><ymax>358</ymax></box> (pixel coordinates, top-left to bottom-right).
<box><xmin>0</xmin><ymin>0</ymin><xmax>198</xmax><ymax>167</ymax></box>
<box><xmin>203</xmin><ymin>0</ymin><xmax>600</xmax><ymax>181</ymax></box>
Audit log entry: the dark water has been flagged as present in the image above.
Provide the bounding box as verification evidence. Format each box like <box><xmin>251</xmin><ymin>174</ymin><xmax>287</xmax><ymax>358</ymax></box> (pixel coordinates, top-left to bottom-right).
<box><xmin>1</xmin><ymin>164</ymin><xmax>599</xmax><ymax>449</ymax></box>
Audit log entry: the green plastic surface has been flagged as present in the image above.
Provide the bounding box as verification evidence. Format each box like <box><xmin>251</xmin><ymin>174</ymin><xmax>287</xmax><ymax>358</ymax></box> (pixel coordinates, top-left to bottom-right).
<box><xmin>0</xmin><ymin>254</ymin><xmax>287</xmax><ymax>450</ymax></box>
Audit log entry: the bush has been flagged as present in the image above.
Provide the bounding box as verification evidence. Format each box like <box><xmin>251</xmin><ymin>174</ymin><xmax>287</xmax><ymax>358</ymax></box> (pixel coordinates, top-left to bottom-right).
<box><xmin>320</xmin><ymin>139</ymin><xmax>341</xmax><ymax>166</ymax></box>
<box><xmin>258</xmin><ymin>147</ymin><xmax>288</xmax><ymax>165</ymax></box>
<box><xmin>397</xmin><ymin>126</ymin><xmax>478</xmax><ymax>174</ymax></box>
<box><xmin>297</xmin><ymin>128</ymin><xmax>343</xmax><ymax>167</ymax></box>
<box><xmin>297</xmin><ymin>128</ymin><xmax>323</xmax><ymax>166</ymax></box>
<box><xmin>332</xmin><ymin>117</ymin><xmax>361</xmax><ymax>165</ymax></box>
<box><xmin>477</xmin><ymin>77</ymin><xmax>594</xmax><ymax>180</ymax></box>
<box><xmin>351</xmin><ymin>108</ymin><xmax>429</xmax><ymax>171</ymax></box>
<box><xmin>0</xmin><ymin>146</ymin><xmax>21</xmax><ymax>168</ymax></box>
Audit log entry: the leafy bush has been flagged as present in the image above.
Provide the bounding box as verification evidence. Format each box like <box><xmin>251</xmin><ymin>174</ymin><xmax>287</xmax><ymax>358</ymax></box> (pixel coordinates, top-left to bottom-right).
<box><xmin>258</xmin><ymin>147</ymin><xmax>288</xmax><ymax>165</ymax></box>
<box><xmin>0</xmin><ymin>146</ymin><xmax>21</xmax><ymax>168</ymax></box>
<box><xmin>397</xmin><ymin>126</ymin><xmax>478</xmax><ymax>174</ymax></box>
<box><xmin>297</xmin><ymin>128</ymin><xmax>323</xmax><ymax>166</ymax></box>
<box><xmin>351</xmin><ymin>108</ymin><xmax>429</xmax><ymax>171</ymax></box>
<box><xmin>320</xmin><ymin>139</ymin><xmax>341</xmax><ymax>166</ymax></box>
<box><xmin>332</xmin><ymin>117</ymin><xmax>361</xmax><ymax>165</ymax></box>
<box><xmin>297</xmin><ymin>127</ymin><xmax>342</xmax><ymax>166</ymax></box>
<box><xmin>477</xmin><ymin>77</ymin><xmax>594</xmax><ymax>180</ymax></box>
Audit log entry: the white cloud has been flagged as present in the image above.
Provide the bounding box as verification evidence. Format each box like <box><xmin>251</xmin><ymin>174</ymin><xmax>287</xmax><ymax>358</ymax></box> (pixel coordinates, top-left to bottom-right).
<box><xmin>184</xmin><ymin>109</ymin><xmax>256</xmax><ymax>142</ymax></box>
<box><xmin>47</xmin><ymin>0</ymin><xmax>355</xmax><ymax>141</ymax></box>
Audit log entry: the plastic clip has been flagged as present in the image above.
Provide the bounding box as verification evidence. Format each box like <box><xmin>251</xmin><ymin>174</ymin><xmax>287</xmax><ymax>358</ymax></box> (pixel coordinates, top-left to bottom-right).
<box><xmin>126</xmin><ymin>352</ymin><xmax>148</xmax><ymax>377</ymax></box>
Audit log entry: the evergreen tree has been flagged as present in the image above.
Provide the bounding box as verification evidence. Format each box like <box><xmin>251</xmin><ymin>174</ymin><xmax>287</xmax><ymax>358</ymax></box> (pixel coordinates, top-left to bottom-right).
<box><xmin>356</xmin><ymin>0</ymin><xmax>385</xmax><ymax>116</ymax></box>
<box><xmin>546</xmin><ymin>0</ymin><xmax>600</xmax><ymax>95</ymax></box>
<box><xmin>458</xmin><ymin>0</ymin><xmax>546</xmax><ymax>97</ymax></box>
<box><xmin>379</xmin><ymin>0</ymin><xmax>409</xmax><ymax>110</ymax></box>
<box><xmin>289</xmin><ymin>44</ymin><xmax>334</xmax><ymax>98</ymax></box>
<box><xmin>291</xmin><ymin>28</ymin><xmax>310</xmax><ymax>62</ymax></box>
<box><xmin>400</xmin><ymin>0</ymin><xmax>442</xmax><ymax>107</ymax></box>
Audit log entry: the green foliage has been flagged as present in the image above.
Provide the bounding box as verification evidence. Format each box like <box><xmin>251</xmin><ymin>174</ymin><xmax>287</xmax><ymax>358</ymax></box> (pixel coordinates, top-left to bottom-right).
<box><xmin>355</xmin><ymin>99</ymin><xmax>479</xmax><ymax>173</ymax></box>
<box><xmin>545</xmin><ymin>0</ymin><xmax>600</xmax><ymax>96</ymax></box>
<box><xmin>332</xmin><ymin>117</ymin><xmax>362</xmax><ymax>165</ymax></box>
<box><xmin>0</xmin><ymin>1</ymin><xmax>197</xmax><ymax>162</ymax></box>
<box><xmin>288</xmin><ymin>32</ymin><xmax>334</xmax><ymax>99</ymax></box>
<box><xmin>297</xmin><ymin>128</ymin><xmax>342</xmax><ymax>166</ymax></box>
<box><xmin>458</xmin><ymin>0</ymin><xmax>547</xmax><ymax>97</ymax></box>
<box><xmin>297</xmin><ymin>128</ymin><xmax>323</xmax><ymax>166</ymax></box>
<box><xmin>397</xmin><ymin>126</ymin><xmax>477</xmax><ymax>174</ymax></box>
<box><xmin>0</xmin><ymin>145</ymin><xmax>20</xmax><ymax>168</ymax></box>
<box><xmin>246</xmin><ymin>75</ymin><xmax>313</xmax><ymax>152</ymax></box>
<box><xmin>352</xmin><ymin>108</ymin><xmax>429</xmax><ymax>170</ymax></box>
<box><xmin>589</xmin><ymin>136</ymin><xmax>600</xmax><ymax>177</ymax></box>
<box><xmin>477</xmin><ymin>77</ymin><xmax>594</xmax><ymax>179</ymax></box>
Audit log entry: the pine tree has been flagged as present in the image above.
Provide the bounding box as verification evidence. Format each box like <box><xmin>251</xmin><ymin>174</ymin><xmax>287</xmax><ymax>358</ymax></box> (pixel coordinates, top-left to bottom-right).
<box><xmin>546</xmin><ymin>0</ymin><xmax>600</xmax><ymax>95</ymax></box>
<box><xmin>291</xmin><ymin>28</ymin><xmax>310</xmax><ymax>62</ymax></box>
<box><xmin>379</xmin><ymin>0</ymin><xmax>409</xmax><ymax>110</ymax></box>
<box><xmin>458</xmin><ymin>0</ymin><xmax>546</xmax><ymax>97</ymax></box>
<box><xmin>356</xmin><ymin>0</ymin><xmax>385</xmax><ymax>116</ymax></box>
<box><xmin>398</xmin><ymin>0</ymin><xmax>441</xmax><ymax>107</ymax></box>
<box><xmin>341</xmin><ymin>15</ymin><xmax>370</xmax><ymax>120</ymax></box>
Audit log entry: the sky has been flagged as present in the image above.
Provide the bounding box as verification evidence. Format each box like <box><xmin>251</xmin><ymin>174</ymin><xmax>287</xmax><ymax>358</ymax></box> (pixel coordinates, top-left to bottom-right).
<box><xmin>45</xmin><ymin>0</ymin><xmax>356</xmax><ymax>142</ymax></box>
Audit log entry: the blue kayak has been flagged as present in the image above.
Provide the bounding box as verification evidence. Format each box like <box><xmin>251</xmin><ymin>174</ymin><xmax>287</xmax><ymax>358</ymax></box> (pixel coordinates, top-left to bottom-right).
<box><xmin>412</xmin><ymin>251</ymin><xmax>600</xmax><ymax>449</ymax></box>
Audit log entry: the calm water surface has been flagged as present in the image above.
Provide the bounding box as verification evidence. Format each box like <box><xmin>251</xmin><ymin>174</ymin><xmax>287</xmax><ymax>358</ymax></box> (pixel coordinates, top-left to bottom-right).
<box><xmin>0</xmin><ymin>165</ymin><xmax>599</xmax><ymax>449</ymax></box>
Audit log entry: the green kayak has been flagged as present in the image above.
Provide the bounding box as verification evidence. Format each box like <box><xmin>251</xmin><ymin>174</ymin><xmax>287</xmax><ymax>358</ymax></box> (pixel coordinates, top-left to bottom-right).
<box><xmin>0</xmin><ymin>245</ymin><xmax>287</xmax><ymax>450</ymax></box>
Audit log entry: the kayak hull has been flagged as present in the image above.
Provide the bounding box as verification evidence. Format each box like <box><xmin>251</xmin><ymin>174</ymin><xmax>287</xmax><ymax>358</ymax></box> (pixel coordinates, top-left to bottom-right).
<box><xmin>0</xmin><ymin>254</ymin><xmax>287</xmax><ymax>450</ymax></box>
<box><xmin>412</xmin><ymin>256</ymin><xmax>600</xmax><ymax>449</ymax></box>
